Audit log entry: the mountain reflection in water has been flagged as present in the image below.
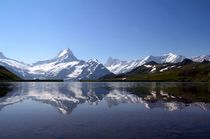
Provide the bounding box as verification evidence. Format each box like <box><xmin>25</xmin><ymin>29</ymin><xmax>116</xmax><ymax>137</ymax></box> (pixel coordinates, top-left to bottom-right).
<box><xmin>0</xmin><ymin>82</ymin><xmax>209</xmax><ymax>115</ymax></box>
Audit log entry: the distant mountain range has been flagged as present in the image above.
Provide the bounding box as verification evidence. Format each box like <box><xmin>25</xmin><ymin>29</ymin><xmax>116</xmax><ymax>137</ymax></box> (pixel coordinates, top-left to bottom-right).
<box><xmin>106</xmin><ymin>53</ymin><xmax>210</xmax><ymax>74</ymax></box>
<box><xmin>102</xmin><ymin>59</ymin><xmax>210</xmax><ymax>82</ymax></box>
<box><xmin>0</xmin><ymin>48</ymin><xmax>209</xmax><ymax>81</ymax></box>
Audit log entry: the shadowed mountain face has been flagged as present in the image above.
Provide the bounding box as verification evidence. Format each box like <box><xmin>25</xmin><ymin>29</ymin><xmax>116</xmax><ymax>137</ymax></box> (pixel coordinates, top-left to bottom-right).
<box><xmin>0</xmin><ymin>82</ymin><xmax>209</xmax><ymax>115</ymax></box>
<box><xmin>0</xmin><ymin>66</ymin><xmax>21</xmax><ymax>81</ymax></box>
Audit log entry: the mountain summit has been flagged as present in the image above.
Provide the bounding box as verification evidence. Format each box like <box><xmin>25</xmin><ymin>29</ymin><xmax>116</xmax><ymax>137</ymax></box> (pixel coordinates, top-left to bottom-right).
<box><xmin>0</xmin><ymin>49</ymin><xmax>209</xmax><ymax>78</ymax></box>
<box><xmin>163</xmin><ymin>53</ymin><xmax>186</xmax><ymax>63</ymax></box>
<box><xmin>33</xmin><ymin>48</ymin><xmax>78</xmax><ymax>66</ymax></box>
<box><xmin>141</xmin><ymin>53</ymin><xmax>185</xmax><ymax>65</ymax></box>
<box><xmin>106</xmin><ymin>53</ymin><xmax>186</xmax><ymax>74</ymax></box>
<box><xmin>0</xmin><ymin>48</ymin><xmax>111</xmax><ymax>80</ymax></box>
<box><xmin>191</xmin><ymin>55</ymin><xmax>210</xmax><ymax>62</ymax></box>
<box><xmin>56</xmin><ymin>48</ymin><xmax>78</xmax><ymax>62</ymax></box>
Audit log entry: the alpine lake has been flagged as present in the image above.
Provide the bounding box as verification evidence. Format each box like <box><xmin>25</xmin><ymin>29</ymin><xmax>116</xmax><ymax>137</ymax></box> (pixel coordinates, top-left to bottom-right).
<box><xmin>0</xmin><ymin>82</ymin><xmax>210</xmax><ymax>139</ymax></box>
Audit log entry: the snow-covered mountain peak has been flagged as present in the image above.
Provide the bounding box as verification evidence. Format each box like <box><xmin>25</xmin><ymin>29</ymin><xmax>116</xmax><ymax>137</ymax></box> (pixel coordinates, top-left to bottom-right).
<box><xmin>143</xmin><ymin>55</ymin><xmax>154</xmax><ymax>61</ymax></box>
<box><xmin>32</xmin><ymin>48</ymin><xmax>78</xmax><ymax>66</ymax></box>
<box><xmin>0</xmin><ymin>49</ymin><xmax>111</xmax><ymax>80</ymax></box>
<box><xmin>191</xmin><ymin>55</ymin><xmax>210</xmax><ymax>62</ymax></box>
<box><xmin>201</xmin><ymin>54</ymin><xmax>210</xmax><ymax>58</ymax></box>
<box><xmin>58</xmin><ymin>48</ymin><xmax>71</xmax><ymax>57</ymax></box>
<box><xmin>163</xmin><ymin>53</ymin><xmax>185</xmax><ymax>63</ymax></box>
<box><xmin>141</xmin><ymin>55</ymin><xmax>161</xmax><ymax>64</ymax></box>
<box><xmin>56</xmin><ymin>48</ymin><xmax>78</xmax><ymax>62</ymax></box>
<box><xmin>142</xmin><ymin>53</ymin><xmax>185</xmax><ymax>64</ymax></box>
<box><xmin>106</xmin><ymin>53</ymin><xmax>186</xmax><ymax>74</ymax></box>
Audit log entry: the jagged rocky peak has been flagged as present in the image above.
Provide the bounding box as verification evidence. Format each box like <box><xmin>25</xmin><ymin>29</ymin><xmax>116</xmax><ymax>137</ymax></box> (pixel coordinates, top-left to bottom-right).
<box><xmin>33</xmin><ymin>48</ymin><xmax>78</xmax><ymax>66</ymax></box>
<box><xmin>56</xmin><ymin>48</ymin><xmax>78</xmax><ymax>62</ymax></box>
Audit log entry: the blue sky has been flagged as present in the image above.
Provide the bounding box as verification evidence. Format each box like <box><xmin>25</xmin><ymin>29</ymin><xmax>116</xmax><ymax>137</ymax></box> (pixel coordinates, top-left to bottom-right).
<box><xmin>0</xmin><ymin>0</ymin><xmax>210</xmax><ymax>64</ymax></box>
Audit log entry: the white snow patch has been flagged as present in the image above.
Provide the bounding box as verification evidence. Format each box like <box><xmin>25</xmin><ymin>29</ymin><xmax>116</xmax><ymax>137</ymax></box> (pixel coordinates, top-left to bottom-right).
<box><xmin>68</xmin><ymin>65</ymin><xmax>84</xmax><ymax>78</ymax></box>
<box><xmin>160</xmin><ymin>67</ymin><xmax>169</xmax><ymax>72</ymax></box>
<box><xmin>58</xmin><ymin>49</ymin><xmax>69</xmax><ymax>57</ymax></box>
<box><xmin>150</xmin><ymin>66</ymin><xmax>157</xmax><ymax>72</ymax></box>
<box><xmin>144</xmin><ymin>65</ymin><xmax>152</xmax><ymax>68</ymax></box>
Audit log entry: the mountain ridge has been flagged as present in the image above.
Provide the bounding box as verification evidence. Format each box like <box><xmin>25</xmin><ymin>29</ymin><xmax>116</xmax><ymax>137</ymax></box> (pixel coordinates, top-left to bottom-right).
<box><xmin>0</xmin><ymin>65</ymin><xmax>21</xmax><ymax>81</ymax></box>
<box><xmin>0</xmin><ymin>49</ymin><xmax>209</xmax><ymax>80</ymax></box>
<box><xmin>0</xmin><ymin>48</ymin><xmax>111</xmax><ymax>80</ymax></box>
<box><xmin>101</xmin><ymin>59</ymin><xmax>210</xmax><ymax>82</ymax></box>
<box><xmin>106</xmin><ymin>53</ymin><xmax>210</xmax><ymax>74</ymax></box>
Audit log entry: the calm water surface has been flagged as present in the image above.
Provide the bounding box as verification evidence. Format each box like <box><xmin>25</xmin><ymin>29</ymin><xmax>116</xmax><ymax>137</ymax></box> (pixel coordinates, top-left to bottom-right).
<box><xmin>0</xmin><ymin>82</ymin><xmax>210</xmax><ymax>139</ymax></box>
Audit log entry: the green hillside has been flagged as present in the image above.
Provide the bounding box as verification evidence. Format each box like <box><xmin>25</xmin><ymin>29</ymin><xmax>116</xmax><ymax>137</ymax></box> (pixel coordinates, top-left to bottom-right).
<box><xmin>0</xmin><ymin>66</ymin><xmax>21</xmax><ymax>81</ymax></box>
